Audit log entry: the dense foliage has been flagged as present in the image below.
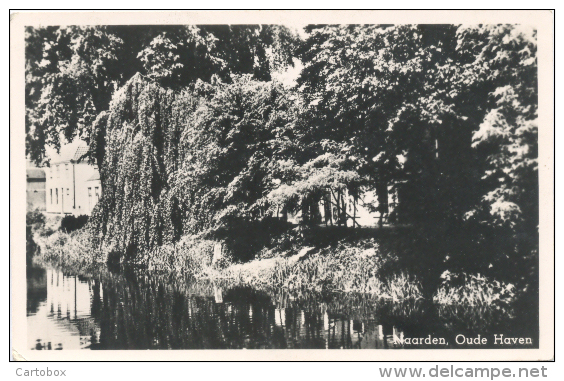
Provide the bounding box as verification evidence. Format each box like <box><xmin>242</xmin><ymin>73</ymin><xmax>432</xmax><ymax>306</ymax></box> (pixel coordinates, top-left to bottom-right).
<box><xmin>294</xmin><ymin>24</ymin><xmax>537</xmax><ymax>230</ymax></box>
<box><xmin>25</xmin><ymin>25</ymin><xmax>299</xmax><ymax>166</ymax></box>
<box><xmin>26</xmin><ymin>24</ymin><xmax>538</xmax><ymax>285</ymax></box>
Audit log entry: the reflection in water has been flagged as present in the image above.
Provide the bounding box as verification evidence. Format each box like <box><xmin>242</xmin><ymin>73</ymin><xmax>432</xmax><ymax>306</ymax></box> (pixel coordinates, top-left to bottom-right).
<box><xmin>27</xmin><ymin>264</ymin><xmax>537</xmax><ymax>350</ymax></box>
<box><xmin>27</xmin><ymin>266</ymin><xmax>102</xmax><ymax>350</ymax></box>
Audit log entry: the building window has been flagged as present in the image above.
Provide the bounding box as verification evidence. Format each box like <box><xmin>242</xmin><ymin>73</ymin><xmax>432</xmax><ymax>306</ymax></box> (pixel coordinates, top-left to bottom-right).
<box><xmin>88</xmin><ymin>187</ymin><xmax>92</xmax><ymax>211</ymax></box>
<box><xmin>94</xmin><ymin>186</ymin><xmax>100</xmax><ymax>205</ymax></box>
<box><xmin>65</xmin><ymin>164</ymin><xmax>69</xmax><ymax>177</ymax></box>
<box><xmin>50</xmin><ymin>189</ymin><xmax>52</xmax><ymax>204</ymax></box>
<box><xmin>55</xmin><ymin>188</ymin><xmax>58</xmax><ymax>204</ymax></box>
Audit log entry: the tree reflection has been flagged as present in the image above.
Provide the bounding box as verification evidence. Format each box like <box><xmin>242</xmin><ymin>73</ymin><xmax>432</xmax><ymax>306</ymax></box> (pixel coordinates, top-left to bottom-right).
<box><xmin>27</xmin><ymin>265</ymin><xmax>535</xmax><ymax>350</ymax></box>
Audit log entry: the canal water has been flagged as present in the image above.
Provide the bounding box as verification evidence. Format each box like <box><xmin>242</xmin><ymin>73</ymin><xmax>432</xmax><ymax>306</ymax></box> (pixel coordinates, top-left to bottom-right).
<box><xmin>26</xmin><ymin>263</ymin><xmax>538</xmax><ymax>350</ymax></box>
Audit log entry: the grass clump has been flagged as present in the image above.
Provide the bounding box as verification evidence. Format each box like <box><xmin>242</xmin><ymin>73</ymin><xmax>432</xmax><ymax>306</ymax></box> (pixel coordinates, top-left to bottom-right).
<box><xmin>433</xmin><ymin>271</ymin><xmax>516</xmax><ymax>306</ymax></box>
<box><xmin>134</xmin><ymin>235</ymin><xmax>216</xmax><ymax>276</ymax></box>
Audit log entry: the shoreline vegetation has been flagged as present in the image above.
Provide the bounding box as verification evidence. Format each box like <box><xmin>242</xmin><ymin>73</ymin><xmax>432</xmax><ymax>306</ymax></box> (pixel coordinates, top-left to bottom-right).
<box><xmin>25</xmin><ymin>24</ymin><xmax>538</xmax><ymax>330</ymax></box>
<box><xmin>29</xmin><ymin>211</ymin><xmax>517</xmax><ymax>311</ymax></box>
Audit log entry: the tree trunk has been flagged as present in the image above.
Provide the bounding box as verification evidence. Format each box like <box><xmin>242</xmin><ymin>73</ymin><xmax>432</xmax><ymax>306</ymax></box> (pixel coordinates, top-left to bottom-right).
<box><xmin>341</xmin><ymin>191</ymin><xmax>347</xmax><ymax>228</ymax></box>
<box><xmin>353</xmin><ymin>195</ymin><xmax>357</xmax><ymax>229</ymax></box>
<box><xmin>376</xmin><ymin>182</ymin><xmax>388</xmax><ymax>227</ymax></box>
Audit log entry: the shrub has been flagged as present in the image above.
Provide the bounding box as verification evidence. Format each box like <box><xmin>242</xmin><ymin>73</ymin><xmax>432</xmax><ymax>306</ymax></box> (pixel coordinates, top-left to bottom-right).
<box><xmin>60</xmin><ymin>215</ymin><xmax>89</xmax><ymax>233</ymax></box>
<box><xmin>26</xmin><ymin>209</ymin><xmax>45</xmax><ymax>228</ymax></box>
<box><xmin>26</xmin><ymin>225</ymin><xmax>39</xmax><ymax>265</ymax></box>
<box><xmin>35</xmin><ymin>228</ymin><xmax>105</xmax><ymax>272</ymax></box>
<box><xmin>211</xmin><ymin>218</ymin><xmax>294</xmax><ymax>262</ymax></box>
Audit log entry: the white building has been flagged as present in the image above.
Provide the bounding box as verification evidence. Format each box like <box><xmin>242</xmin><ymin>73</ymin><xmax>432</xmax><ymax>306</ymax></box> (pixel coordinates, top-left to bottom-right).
<box><xmin>45</xmin><ymin>143</ymin><xmax>101</xmax><ymax>216</ymax></box>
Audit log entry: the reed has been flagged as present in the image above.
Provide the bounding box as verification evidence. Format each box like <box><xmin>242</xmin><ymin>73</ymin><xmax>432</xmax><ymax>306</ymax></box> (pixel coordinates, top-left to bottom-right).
<box><xmin>214</xmin><ymin>239</ymin><xmax>423</xmax><ymax>301</ymax></box>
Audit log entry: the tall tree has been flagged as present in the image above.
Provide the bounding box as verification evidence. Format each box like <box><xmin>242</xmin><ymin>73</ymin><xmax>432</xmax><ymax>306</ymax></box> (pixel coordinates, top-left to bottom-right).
<box><xmin>290</xmin><ymin>24</ymin><xmax>538</xmax><ymax>292</ymax></box>
<box><xmin>90</xmin><ymin>73</ymin><xmax>298</xmax><ymax>256</ymax></box>
<box><xmin>456</xmin><ymin>25</ymin><xmax>538</xmax><ymax>285</ymax></box>
<box><xmin>25</xmin><ymin>26</ymin><xmax>126</xmax><ymax>164</ymax></box>
<box><xmin>456</xmin><ymin>25</ymin><xmax>538</xmax><ymax>231</ymax></box>
<box><xmin>25</xmin><ymin>24</ymin><xmax>300</xmax><ymax>168</ymax></box>
<box><xmin>294</xmin><ymin>24</ymin><xmax>537</xmax><ymax>232</ymax></box>
<box><xmin>295</xmin><ymin>24</ymin><xmax>473</xmax><ymax>226</ymax></box>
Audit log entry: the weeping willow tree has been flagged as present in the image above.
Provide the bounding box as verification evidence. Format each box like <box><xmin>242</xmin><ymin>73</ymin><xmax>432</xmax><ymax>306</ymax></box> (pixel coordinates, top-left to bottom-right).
<box><xmin>89</xmin><ymin>73</ymin><xmax>195</xmax><ymax>258</ymax></box>
<box><xmin>90</xmin><ymin>73</ymin><xmax>298</xmax><ymax>258</ymax></box>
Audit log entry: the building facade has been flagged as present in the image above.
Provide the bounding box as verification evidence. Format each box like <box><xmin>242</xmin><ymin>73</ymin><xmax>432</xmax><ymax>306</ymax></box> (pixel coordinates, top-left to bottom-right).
<box><xmin>26</xmin><ymin>167</ymin><xmax>46</xmax><ymax>211</ymax></box>
<box><xmin>45</xmin><ymin>145</ymin><xmax>102</xmax><ymax>216</ymax></box>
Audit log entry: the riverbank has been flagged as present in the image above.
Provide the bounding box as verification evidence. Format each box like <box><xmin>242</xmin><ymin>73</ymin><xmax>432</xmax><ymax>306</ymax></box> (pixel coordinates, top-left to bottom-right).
<box><xmin>27</xmin><ymin>207</ymin><xmax>537</xmax><ymax>348</ymax></box>
<box><xmin>29</xmin><ymin>213</ymin><xmax>517</xmax><ymax>309</ymax></box>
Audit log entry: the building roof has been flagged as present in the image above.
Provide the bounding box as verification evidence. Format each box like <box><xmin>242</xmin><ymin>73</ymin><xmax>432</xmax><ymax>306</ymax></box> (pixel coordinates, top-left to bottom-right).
<box><xmin>49</xmin><ymin>141</ymin><xmax>90</xmax><ymax>164</ymax></box>
<box><xmin>26</xmin><ymin>168</ymin><xmax>46</xmax><ymax>179</ymax></box>
<box><xmin>86</xmin><ymin>171</ymin><xmax>100</xmax><ymax>182</ymax></box>
<box><xmin>73</xmin><ymin>146</ymin><xmax>89</xmax><ymax>162</ymax></box>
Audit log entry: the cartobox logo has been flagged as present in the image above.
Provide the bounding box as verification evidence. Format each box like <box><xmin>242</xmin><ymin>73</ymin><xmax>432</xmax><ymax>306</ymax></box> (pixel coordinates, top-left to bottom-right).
<box><xmin>16</xmin><ymin>368</ymin><xmax>66</xmax><ymax>377</ymax></box>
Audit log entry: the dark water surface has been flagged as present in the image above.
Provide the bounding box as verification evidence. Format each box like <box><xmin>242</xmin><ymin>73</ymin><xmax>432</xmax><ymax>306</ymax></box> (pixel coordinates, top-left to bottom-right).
<box><xmin>27</xmin><ymin>263</ymin><xmax>538</xmax><ymax>350</ymax></box>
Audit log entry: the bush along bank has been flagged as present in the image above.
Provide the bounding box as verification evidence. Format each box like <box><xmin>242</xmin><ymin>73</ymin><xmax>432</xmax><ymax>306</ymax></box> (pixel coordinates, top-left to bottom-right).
<box><xmin>33</xmin><ymin>225</ymin><xmax>106</xmax><ymax>275</ymax></box>
<box><xmin>31</xmin><ymin>216</ymin><xmax>518</xmax><ymax>311</ymax></box>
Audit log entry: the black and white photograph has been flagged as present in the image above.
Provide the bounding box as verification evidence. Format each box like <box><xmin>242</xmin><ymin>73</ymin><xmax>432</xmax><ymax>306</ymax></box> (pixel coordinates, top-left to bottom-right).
<box><xmin>11</xmin><ymin>10</ymin><xmax>554</xmax><ymax>361</ymax></box>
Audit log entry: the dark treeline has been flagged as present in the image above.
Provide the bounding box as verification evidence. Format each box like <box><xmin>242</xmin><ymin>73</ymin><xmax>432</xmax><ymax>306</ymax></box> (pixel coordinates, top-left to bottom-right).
<box><xmin>26</xmin><ymin>24</ymin><xmax>538</xmax><ymax>292</ymax></box>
